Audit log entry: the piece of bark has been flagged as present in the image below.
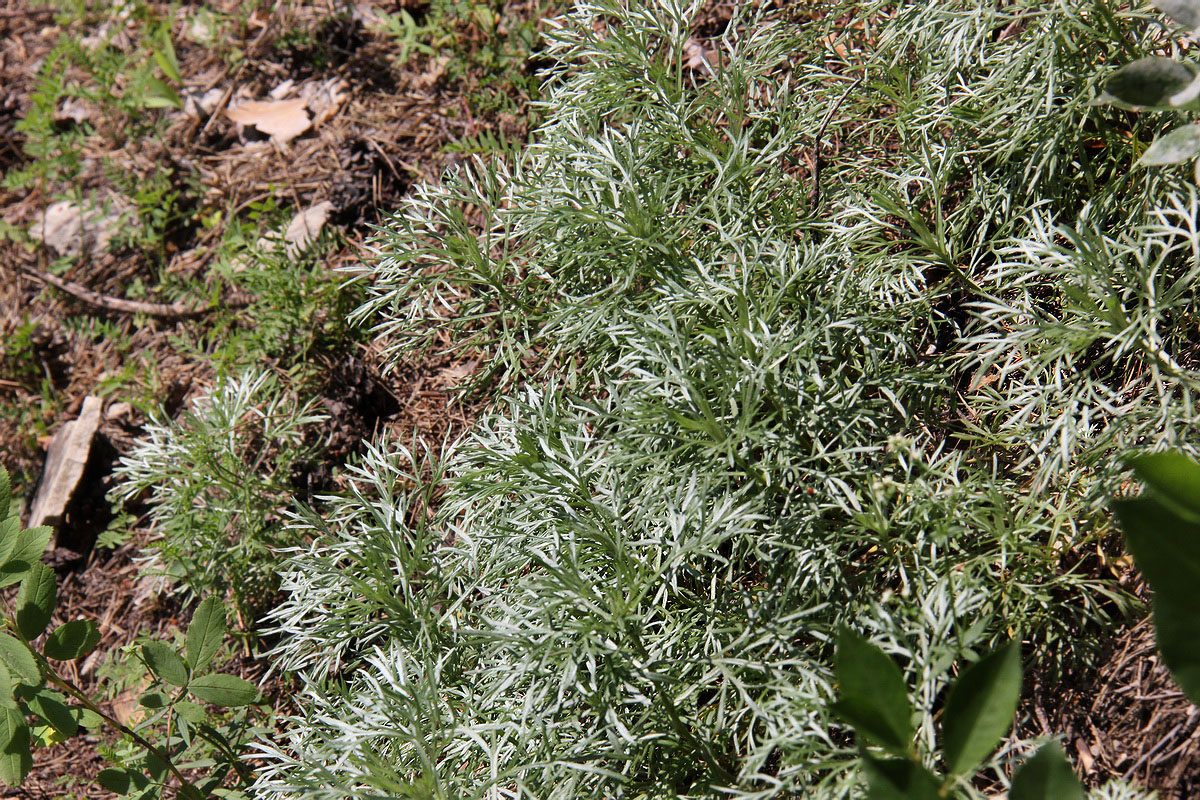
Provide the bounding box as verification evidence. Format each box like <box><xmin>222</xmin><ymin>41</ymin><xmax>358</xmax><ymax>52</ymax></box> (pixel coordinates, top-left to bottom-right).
<box><xmin>28</xmin><ymin>396</ymin><xmax>103</xmax><ymax>531</ymax></box>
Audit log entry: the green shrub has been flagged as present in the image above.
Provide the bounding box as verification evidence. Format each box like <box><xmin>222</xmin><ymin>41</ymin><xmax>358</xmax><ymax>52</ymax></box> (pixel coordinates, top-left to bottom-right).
<box><xmin>113</xmin><ymin>372</ymin><xmax>327</xmax><ymax>633</ymax></box>
<box><xmin>246</xmin><ymin>1</ymin><xmax>1199</xmax><ymax>797</ymax></box>
<box><xmin>0</xmin><ymin>468</ymin><xmax>263</xmax><ymax>799</ymax></box>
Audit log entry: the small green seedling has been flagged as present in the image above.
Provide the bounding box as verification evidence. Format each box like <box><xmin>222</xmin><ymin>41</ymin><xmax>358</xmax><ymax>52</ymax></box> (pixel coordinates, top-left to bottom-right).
<box><xmin>0</xmin><ymin>465</ymin><xmax>261</xmax><ymax>798</ymax></box>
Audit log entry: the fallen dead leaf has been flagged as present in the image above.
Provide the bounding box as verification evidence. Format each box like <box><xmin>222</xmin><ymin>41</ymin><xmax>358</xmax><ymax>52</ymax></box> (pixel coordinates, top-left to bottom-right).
<box><xmin>225</xmin><ymin>97</ymin><xmax>311</xmax><ymax>144</ymax></box>
<box><xmin>283</xmin><ymin>201</ymin><xmax>334</xmax><ymax>258</ymax></box>
<box><xmin>30</xmin><ymin>198</ymin><xmax>130</xmax><ymax>257</ymax></box>
<box><xmin>683</xmin><ymin>37</ymin><xmax>714</xmax><ymax>74</ymax></box>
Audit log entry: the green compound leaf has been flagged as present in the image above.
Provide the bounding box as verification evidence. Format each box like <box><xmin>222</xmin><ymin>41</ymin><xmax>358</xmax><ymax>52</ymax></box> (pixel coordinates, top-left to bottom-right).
<box><xmin>941</xmin><ymin>642</ymin><xmax>1022</xmax><ymax>775</ymax></box>
<box><xmin>0</xmin><ymin>707</ymin><xmax>31</xmax><ymax>787</ymax></box>
<box><xmin>74</xmin><ymin>707</ymin><xmax>103</xmax><ymax>730</ymax></box>
<box><xmin>42</xmin><ymin>620</ymin><xmax>100</xmax><ymax>661</ymax></box>
<box><xmin>141</xmin><ymin>640</ymin><xmax>189</xmax><ymax>688</ymax></box>
<box><xmin>1113</xmin><ymin>494</ymin><xmax>1200</xmax><ymax>705</ymax></box>
<box><xmin>861</xmin><ymin>752</ymin><xmax>940</xmax><ymax>800</ymax></box>
<box><xmin>139</xmin><ymin>690</ymin><xmax>171</xmax><ymax>710</ymax></box>
<box><xmin>186</xmin><ymin>597</ymin><xmax>226</xmax><ymax>674</ymax></box>
<box><xmin>174</xmin><ymin>700</ymin><xmax>208</xmax><ymax>724</ymax></box>
<box><xmin>1009</xmin><ymin>741</ymin><xmax>1084</xmax><ymax>800</ymax></box>
<box><xmin>830</xmin><ymin>629</ymin><xmax>914</xmax><ymax>755</ymax></box>
<box><xmin>25</xmin><ymin>689</ymin><xmax>77</xmax><ymax>739</ymax></box>
<box><xmin>0</xmin><ymin>468</ymin><xmax>10</xmax><ymax>519</ymax></box>
<box><xmin>188</xmin><ymin>673</ymin><xmax>259</xmax><ymax>707</ymax></box>
<box><xmin>0</xmin><ymin>517</ymin><xmax>18</xmax><ymax>566</ymax></box>
<box><xmin>1139</xmin><ymin>125</ymin><xmax>1200</xmax><ymax>166</ymax></box>
<box><xmin>0</xmin><ymin>662</ymin><xmax>13</xmax><ymax>709</ymax></box>
<box><xmin>1128</xmin><ymin>451</ymin><xmax>1200</xmax><ymax>518</ymax></box>
<box><xmin>1155</xmin><ymin>0</ymin><xmax>1200</xmax><ymax>28</ymax></box>
<box><xmin>0</xmin><ymin>526</ymin><xmax>52</xmax><ymax>589</ymax></box>
<box><xmin>97</xmin><ymin>768</ymin><xmax>151</xmax><ymax>794</ymax></box>
<box><xmin>1104</xmin><ymin>57</ymin><xmax>1195</xmax><ymax>108</ymax></box>
<box><xmin>0</xmin><ymin>634</ymin><xmax>39</xmax><ymax>686</ymax></box>
<box><xmin>14</xmin><ymin>563</ymin><xmax>56</xmax><ymax>641</ymax></box>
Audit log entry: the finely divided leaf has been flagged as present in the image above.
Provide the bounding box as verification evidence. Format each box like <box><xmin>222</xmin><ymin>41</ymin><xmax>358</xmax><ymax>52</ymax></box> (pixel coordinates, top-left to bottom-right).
<box><xmin>830</xmin><ymin>629</ymin><xmax>914</xmax><ymax>754</ymax></box>
<box><xmin>14</xmin><ymin>564</ymin><xmax>56</xmax><ymax>641</ymax></box>
<box><xmin>141</xmin><ymin>641</ymin><xmax>189</xmax><ymax>688</ymax></box>
<box><xmin>42</xmin><ymin>620</ymin><xmax>100</xmax><ymax>661</ymax></box>
<box><xmin>1009</xmin><ymin>742</ymin><xmax>1084</xmax><ymax>800</ymax></box>
<box><xmin>941</xmin><ymin>642</ymin><xmax>1022</xmax><ymax>775</ymax></box>
<box><xmin>188</xmin><ymin>674</ymin><xmax>259</xmax><ymax>707</ymax></box>
<box><xmin>186</xmin><ymin>597</ymin><xmax>226</xmax><ymax>673</ymax></box>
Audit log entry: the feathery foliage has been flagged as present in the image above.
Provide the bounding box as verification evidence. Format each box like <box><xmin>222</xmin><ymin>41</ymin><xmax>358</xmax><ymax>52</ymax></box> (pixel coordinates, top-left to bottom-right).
<box><xmin>244</xmin><ymin>1</ymin><xmax>1200</xmax><ymax>797</ymax></box>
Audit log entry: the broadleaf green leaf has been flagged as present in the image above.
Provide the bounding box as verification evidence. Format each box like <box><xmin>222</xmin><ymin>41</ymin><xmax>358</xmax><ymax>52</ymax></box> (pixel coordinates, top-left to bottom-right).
<box><xmin>0</xmin><ymin>468</ymin><xmax>10</xmax><ymax>519</ymax></box>
<box><xmin>1009</xmin><ymin>741</ymin><xmax>1084</xmax><ymax>800</ymax></box>
<box><xmin>153</xmin><ymin>33</ymin><xmax>182</xmax><ymax>85</ymax></box>
<box><xmin>1139</xmin><ymin>125</ymin><xmax>1200</xmax><ymax>166</ymax></box>
<box><xmin>830</xmin><ymin>629</ymin><xmax>914</xmax><ymax>755</ymax></box>
<box><xmin>186</xmin><ymin>597</ymin><xmax>226</xmax><ymax>673</ymax></box>
<box><xmin>0</xmin><ymin>517</ymin><xmax>19</xmax><ymax>566</ymax></box>
<box><xmin>860</xmin><ymin>752</ymin><xmax>940</xmax><ymax>800</ymax></box>
<box><xmin>14</xmin><ymin>563</ymin><xmax>56</xmax><ymax>641</ymax></box>
<box><xmin>1128</xmin><ymin>451</ymin><xmax>1200</xmax><ymax>518</ymax></box>
<box><xmin>25</xmin><ymin>689</ymin><xmax>77</xmax><ymax>739</ymax></box>
<box><xmin>174</xmin><ymin>700</ymin><xmax>208</xmax><ymax>724</ymax></box>
<box><xmin>1155</xmin><ymin>0</ymin><xmax>1200</xmax><ymax>28</ymax></box>
<box><xmin>1103</xmin><ymin>57</ymin><xmax>1195</xmax><ymax>108</ymax></box>
<box><xmin>0</xmin><ymin>662</ymin><xmax>13</xmax><ymax>708</ymax></box>
<box><xmin>1113</xmin><ymin>495</ymin><xmax>1200</xmax><ymax>704</ymax></box>
<box><xmin>941</xmin><ymin>642</ymin><xmax>1022</xmax><ymax>775</ymax></box>
<box><xmin>0</xmin><ymin>525</ymin><xmax>51</xmax><ymax>589</ymax></box>
<box><xmin>0</xmin><ymin>707</ymin><xmax>31</xmax><ymax>787</ymax></box>
<box><xmin>188</xmin><ymin>673</ymin><xmax>259</xmax><ymax>707</ymax></box>
<box><xmin>0</xmin><ymin>634</ymin><xmax>39</xmax><ymax>686</ymax></box>
<box><xmin>42</xmin><ymin>620</ymin><xmax>100</xmax><ymax>661</ymax></box>
<box><xmin>139</xmin><ymin>75</ymin><xmax>183</xmax><ymax>109</ymax></box>
<box><xmin>97</xmin><ymin>768</ymin><xmax>134</xmax><ymax>794</ymax></box>
<box><xmin>139</xmin><ymin>691</ymin><xmax>171</xmax><ymax>709</ymax></box>
<box><xmin>141</xmin><ymin>640</ymin><xmax>189</xmax><ymax>688</ymax></box>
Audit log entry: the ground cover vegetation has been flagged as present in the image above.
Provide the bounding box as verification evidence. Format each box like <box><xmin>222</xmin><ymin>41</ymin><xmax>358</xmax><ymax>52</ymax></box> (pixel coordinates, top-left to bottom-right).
<box><xmin>0</xmin><ymin>0</ymin><xmax>551</xmax><ymax>794</ymax></box>
<box><xmin>5</xmin><ymin>0</ymin><xmax>1200</xmax><ymax>797</ymax></box>
<box><xmin>245</xmin><ymin>0</ymin><xmax>1200</xmax><ymax>797</ymax></box>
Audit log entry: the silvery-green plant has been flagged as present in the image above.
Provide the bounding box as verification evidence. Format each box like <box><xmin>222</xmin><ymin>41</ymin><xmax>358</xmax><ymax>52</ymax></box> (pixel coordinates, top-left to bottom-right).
<box><xmin>113</xmin><ymin>371</ymin><xmax>327</xmax><ymax>632</ymax></box>
<box><xmin>246</xmin><ymin>1</ymin><xmax>1176</xmax><ymax>798</ymax></box>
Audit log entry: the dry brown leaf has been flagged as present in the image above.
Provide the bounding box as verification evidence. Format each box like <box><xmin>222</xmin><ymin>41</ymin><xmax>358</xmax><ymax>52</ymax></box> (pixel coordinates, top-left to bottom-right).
<box><xmin>283</xmin><ymin>201</ymin><xmax>334</xmax><ymax>258</ymax></box>
<box><xmin>30</xmin><ymin>198</ymin><xmax>129</xmax><ymax>257</ymax></box>
<box><xmin>683</xmin><ymin>37</ymin><xmax>714</xmax><ymax>74</ymax></box>
<box><xmin>225</xmin><ymin>98</ymin><xmax>311</xmax><ymax>144</ymax></box>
